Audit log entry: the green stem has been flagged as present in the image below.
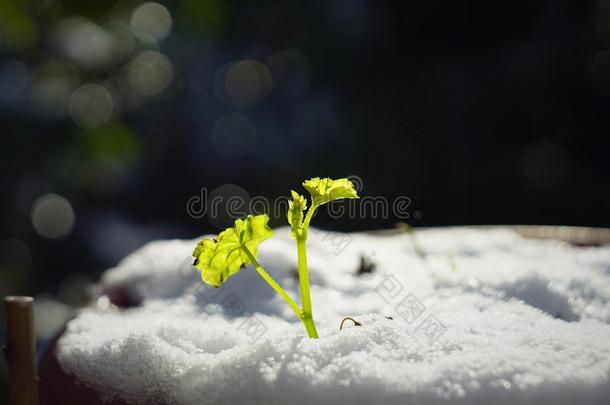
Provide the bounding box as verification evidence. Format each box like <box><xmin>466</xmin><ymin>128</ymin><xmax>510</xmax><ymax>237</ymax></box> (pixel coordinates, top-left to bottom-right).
<box><xmin>303</xmin><ymin>204</ymin><xmax>316</xmax><ymax>230</ymax></box>
<box><xmin>242</xmin><ymin>247</ymin><xmax>302</xmax><ymax>320</ymax></box>
<box><xmin>301</xmin><ymin>312</ymin><xmax>318</xmax><ymax>338</ymax></box>
<box><xmin>296</xmin><ymin>206</ymin><xmax>319</xmax><ymax>338</ymax></box>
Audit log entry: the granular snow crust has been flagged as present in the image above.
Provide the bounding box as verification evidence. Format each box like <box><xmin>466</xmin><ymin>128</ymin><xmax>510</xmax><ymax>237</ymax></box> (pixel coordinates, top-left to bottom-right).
<box><xmin>57</xmin><ymin>227</ymin><xmax>610</xmax><ymax>404</ymax></box>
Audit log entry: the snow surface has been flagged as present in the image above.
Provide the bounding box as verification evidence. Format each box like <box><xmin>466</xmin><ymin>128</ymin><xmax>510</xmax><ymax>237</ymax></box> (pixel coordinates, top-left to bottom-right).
<box><xmin>57</xmin><ymin>227</ymin><xmax>610</xmax><ymax>404</ymax></box>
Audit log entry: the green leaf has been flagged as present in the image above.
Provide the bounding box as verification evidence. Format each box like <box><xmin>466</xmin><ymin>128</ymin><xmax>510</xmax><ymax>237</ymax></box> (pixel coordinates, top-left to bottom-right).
<box><xmin>302</xmin><ymin>177</ymin><xmax>359</xmax><ymax>206</ymax></box>
<box><xmin>192</xmin><ymin>214</ymin><xmax>273</xmax><ymax>287</ymax></box>
<box><xmin>287</xmin><ymin>190</ymin><xmax>307</xmax><ymax>237</ymax></box>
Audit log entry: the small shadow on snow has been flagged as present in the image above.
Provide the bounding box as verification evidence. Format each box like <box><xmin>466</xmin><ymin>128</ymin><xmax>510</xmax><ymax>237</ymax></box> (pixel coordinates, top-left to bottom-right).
<box><xmin>440</xmin><ymin>275</ymin><xmax>580</xmax><ymax>322</ymax></box>
<box><xmin>190</xmin><ymin>258</ymin><xmax>299</xmax><ymax>320</ymax></box>
<box><xmin>498</xmin><ymin>275</ymin><xmax>580</xmax><ymax>322</ymax></box>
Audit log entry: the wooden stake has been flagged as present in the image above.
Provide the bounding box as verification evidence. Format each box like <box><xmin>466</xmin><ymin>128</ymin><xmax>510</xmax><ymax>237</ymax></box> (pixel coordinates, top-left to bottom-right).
<box><xmin>5</xmin><ymin>296</ymin><xmax>38</xmax><ymax>405</ymax></box>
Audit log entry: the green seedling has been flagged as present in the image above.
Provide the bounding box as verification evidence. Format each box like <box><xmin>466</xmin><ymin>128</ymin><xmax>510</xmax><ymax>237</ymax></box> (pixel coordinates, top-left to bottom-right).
<box><xmin>448</xmin><ymin>252</ymin><xmax>457</xmax><ymax>272</ymax></box>
<box><xmin>397</xmin><ymin>222</ymin><xmax>458</xmax><ymax>272</ymax></box>
<box><xmin>397</xmin><ymin>222</ymin><xmax>427</xmax><ymax>260</ymax></box>
<box><xmin>192</xmin><ymin>177</ymin><xmax>359</xmax><ymax>338</ymax></box>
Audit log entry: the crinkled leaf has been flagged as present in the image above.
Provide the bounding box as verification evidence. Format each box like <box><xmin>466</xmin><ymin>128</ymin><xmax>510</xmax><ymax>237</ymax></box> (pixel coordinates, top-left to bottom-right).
<box><xmin>287</xmin><ymin>190</ymin><xmax>307</xmax><ymax>238</ymax></box>
<box><xmin>302</xmin><ymin>177</ymin><xmax>359</xmax><ymax>206</ymax></box>
<box><xmin>192</xmin><ymin>214</ymin><xmax>273</xmax><ymax>287</ymax></box>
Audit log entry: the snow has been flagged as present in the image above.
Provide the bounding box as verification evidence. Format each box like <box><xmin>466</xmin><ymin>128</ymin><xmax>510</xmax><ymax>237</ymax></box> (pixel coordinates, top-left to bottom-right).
<box><xmin>57</xmin><ymin>226</ymin><xmax>610</xmax><ymax>404</ymax></box>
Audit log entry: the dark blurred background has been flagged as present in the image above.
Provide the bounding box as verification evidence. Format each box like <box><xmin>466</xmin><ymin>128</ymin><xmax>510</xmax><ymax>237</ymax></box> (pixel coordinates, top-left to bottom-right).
<box><xmin>1</xmin><ymin>0</ymin><xmax>610</xmax><ymax>399</ymax></box>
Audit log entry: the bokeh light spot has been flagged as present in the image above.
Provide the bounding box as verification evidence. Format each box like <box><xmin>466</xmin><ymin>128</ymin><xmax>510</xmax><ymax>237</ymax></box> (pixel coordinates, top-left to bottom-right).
<box><xmin>55</xmin><ymin>18</ymin><xmax>114</xmax><ymax>69</ymax></box>
<box><xmin>225</xmin><ymin>60</ymin><xmax>272</xmax><ymax>106</ymax></box>
<box><xmin>128</xmin><ymin>51</ymin><xmax>173</xmax><ymax>96</ymax></box>
<box><xmin>69</xmin><ymin>83</ymin><xmax>114</xmax><ymax>128</ymax></box>
<box><xmin>104</xmin><ymin>21</ymin><xmax>137</xmax><ymax>64</ymax></box>
<box><xmin>206</xmin><ymin>184</ymin><xmax>251</xmax><ymax>230</ymax></box>
<box><xmin>130</xmin><ymin>2</ymin><xmax>173</xmax><ymax>42</ymax></box>
<box><xmin>31</xmin><ymin>194</ymin><xmax>76</xmax><ymax>239</ymax></box>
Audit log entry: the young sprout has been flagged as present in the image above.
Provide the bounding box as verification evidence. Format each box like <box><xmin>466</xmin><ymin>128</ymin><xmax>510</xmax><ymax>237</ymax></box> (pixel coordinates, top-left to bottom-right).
<box><xmin>397</xmin><ymin>222</ymin><xmax>457</xmax><ymax>272</ymax></box>
<box><xmin>397</xmin><ymin>222</ymin><xmax>427</xmax><ymax>260</ymax></box>
<box><xmin>192</xmin><ymin>177</ymin><xmax>359</xmax><ymax>338</ymax></box>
